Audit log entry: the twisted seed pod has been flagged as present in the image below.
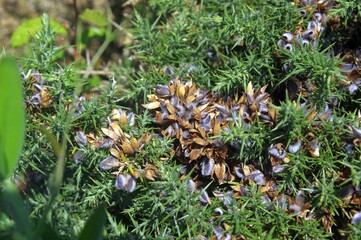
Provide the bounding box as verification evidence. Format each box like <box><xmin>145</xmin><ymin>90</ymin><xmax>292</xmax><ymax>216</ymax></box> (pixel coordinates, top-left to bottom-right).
<box><xmin>282</xmin><ymin>32</ymin><xmax>294</xmax><ymax>42</ymax></box>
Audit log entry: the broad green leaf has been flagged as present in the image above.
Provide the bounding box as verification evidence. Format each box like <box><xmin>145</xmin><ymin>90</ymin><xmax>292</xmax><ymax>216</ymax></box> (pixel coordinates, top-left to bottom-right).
<box><xmin>80</xmin><ymin>9</ymin><xmax>108</xmax><ymax>27</ymax></box>
<box><xmin>0</xmin><ymin>179</ymin><xmax>34</xmax><ymax>239</ymax></box>
<box><xmin>87</xmin><ymin>26</ymin><xmax>107</xmax><ymax>39</ymax></box>
<box><xmin>0</xmin><ymin>57</ymin><xmax>25</xmax><ymax>181</ymax></box>
<box><xmin>11</xmin><ymin>17</ymin><xmax>67</xmax><ymax>48</ymax></box>
<box><xmin>79</xmin><ymin>204</ymin><xmax>106</xmax><ymax>240</ymax></box>
<box><xmin>40</xmin><ymin>222</ymin><xmax>61</xmax><ymax>240</ymax></box>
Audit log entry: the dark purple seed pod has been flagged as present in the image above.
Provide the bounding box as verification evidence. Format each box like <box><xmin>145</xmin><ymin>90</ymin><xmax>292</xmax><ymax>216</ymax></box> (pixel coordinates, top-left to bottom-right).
<box><xmin>179</xmin><ymin>165</ymin><xmax>188</xmax><ymax>175</ymax></box>
<box><xmin>340</xmin><ymin>63</ymin><xmax>356</xmax><ymax>72</ymax></box>
<box><xmin>75</xmin><ymin>131</ymin><xmax>87</xmax><ymax>148</ymax></box>
<box><xmin>186</xmin><ymin>179</ymin><xmax>196</xmax><ymax>193</ymax></box>
<box><xmin>351</xmin><ymin>126</ymin><xmax>361</xmax><ymax>139</ymax></box>
<box><xmin>309</xmin><ymin>140</ymin><xmax>320</xmax><ymax>157</ymax></box>
<box><xmin>314</xmin><ymin>12</ymin><xmax>322</xmax><ymax>22</ymax></box>
<box><xmin>352</xmin><ymin>212</ymin><xmax>361</xmax><ymax>225</ymax></box>
<box><xmin>269</xmin><ymin>146</ymin><xmax>286</xmax><ymax>159</ymax></box>
<box><xmin>289</xmin><ymin>191</ymin><xmax>304</xmax><ymax>214</ymax></box>
<box><xmin>302</xmin><ymin>30</ymin><xmax>315</xmax><ymax>40</ymax></box>
<box><xmin>99</xmin><ymin>156</ymin><xmax>120</xmax><ymax>170</ymax></box>
<box><xmin>307</xmin><ymin>21</ymin><xmax>318</xmax><ymax>31</ymax></box>
<box><xmin>199</xmin><ymin>189</ymin><xmax>211</xmax><ymax>205</ymax></box>
<box><xmin>212</xmin><ymin>226</ymin><xmax>224</xmax><ymax>240</ymax></box>
<box><xmin>282</xmin><ymin>63</ymin><xmax>291</xmax><ymax>73</ymax></box>
<box><xmin>126</xmin><ymin>175</ymin><xmax>136</xmax><ymax>192</ymax></box>
<box><xmin>246</xmin><ymin>93</ymin><xmax>255</xmax><ymax>104</ymax></box>
<box><xmin>156</xmin><ymin>85</ymin><xmax>170</xmax><ymax>96</ymax></box>
<box><xmin>127</xmin><ymin>112</ymin><xmax>135</xmax><ymax>126</ymax></box>
<box><xmin>261</xmin><ymin>195</ymin><xmax>271</xmax><ymax>205</ymax></box>
<box><xmin>248</xmin><ymin>170</ymin><xmax>265</xmax><ymax>185</ymax></box>
<box><xmin>98</xmin><ymin>138</ymin><xmax>114</xmax><ymax>148</ymax></box>
<box><xmin>30</xmin><ymin>94</ymin><xmax>42</xmax><ymax>105</ymax></box>
<box><xmin>115</xmin><ymin>174</ymin><xmax>127</xmax><ymax>190</ymax></box>
<box><xmin>164</xmin><ymin>66</ymin><xmax>174</xmax><ymax>76</ymax></box>
<box><xmin>299</xmin><ymin>9</ymin><xmax>307</xmax><ymax>17</ymax></box>
<box><xmin>284</xmin><ymin>43</ymin><xmax>293</xmax><ymax>51</ymax></box>
<box><xmin>234</xmin><ymin>167</ymin><xmax>245</xmax><ymax>179</ymax></box>
<box><xmin>33</xmin><ymin>83</ymin><xmax>43</xmax><ymax>91</ymax></box>
<box><xmin>348</xmin><ymin>84</ymin><xmax>358</xmax><ymax>94</ymax></box>
<box><xmin>288</xmin><ymin>138</ymin><xmax>302</xmax><ymax>153</ymax></box>
<box><xmin>277</xmin><ymin>39</ymin><xmax>286</xmax><ymax>48</ymax></box>
<box><xmin>201</xmin><ymin>158</ymin><xmax>215</xmax><ymax>176</ymax></box>
<box><xmin>345</xmin><ymin>144</ymin><xmax>353</xmax><ymax>155</ymax></box>
<box><xmin>216</xmin><ymin>104</ymin><xmax>230</xmax><ymax>117</ymax></box>
<box><xmin>255</xmin><ymin>93</ymin><xmax>267</xmax><ymax>102</ymax></box>
<box><xmin>282</xmin><ymin>32</ymin><xmax>293</xmax><ymax>42</ymax></box>
<box><xmin>214</xmin><ymin>207</ymin><xmax>224</xmax><ymax>216</ymax></box>
<box><xmin>277</xmin><ymin>194</ymin><xmax>287</xmax><ymax>207</ymax></box>
<box><xmin>224</xmin><ymin>234</ymin><xmax>231</xmax><ymax>240</ymax></box>
<box><xmin>272</xmin><ymin>164</ymin><xmax>285</xmax><ymax>174</ymax></box>
<box><xmin>73</xmin><ymin>150</ymin><xmax>84</xmax><ymax>164</ymax></box>
<box><xmin>258</xmin><ymin>102</ymin><xmax>269</xmax><ymax>114</ymax></box>
<box><xmin>301</xmin><ymin>39</ymin><xmax>310</xmax><ymax>46</ymax></box>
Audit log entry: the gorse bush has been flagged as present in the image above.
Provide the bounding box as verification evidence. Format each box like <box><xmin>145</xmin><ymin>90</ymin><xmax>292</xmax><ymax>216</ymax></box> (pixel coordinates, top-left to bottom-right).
<box><xmin>1</xmin><ymin>0</ymin><xmax>361</xmax><ymax>239</ymax></box>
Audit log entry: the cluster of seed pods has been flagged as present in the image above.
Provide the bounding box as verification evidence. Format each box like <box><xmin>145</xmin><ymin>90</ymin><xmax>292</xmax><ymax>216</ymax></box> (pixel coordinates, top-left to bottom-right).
<box><xmin>96</xmin><ymin>108</ymin><xmax>158</xmax><ymax>192</ymax></box>
<box><xmin>22</xmin><ymin>70</ymin><xmax>52</xmax><ymax>109</ymax></box>
<box><xmin>279</xmin><ymin>0</ymin><xmax>361</xmax><ymax>95</ymax></box>
<box><xmin>143</xmin><ymin>75</ymin><xmax>274</xmax><ymax>185</ymax></box>
<box><xmin>277</xmin><ymin>0</ymin><xmax>334</xmax><ymax>51</ymax></box>
<box><xmin>275</xmin><ymin>0</ymin><xmax>361</xmax><ymax>233</ymax></box>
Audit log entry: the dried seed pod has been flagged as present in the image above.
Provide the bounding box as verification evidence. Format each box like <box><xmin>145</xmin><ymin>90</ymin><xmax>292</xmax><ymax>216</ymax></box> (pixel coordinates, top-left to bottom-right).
<box><xmin>314</xmin><ymin>12</ymin><xmax>321</xmax><ymax>22</ymax></box>
<box><xmin>115</xmin><ymin>174</ymin><xmax>127</xmax><ymax>190</ymax></box>
<box><xmin>214</xmin><ymin>163</ymin><xmax>226</xmax><ymax>180</ymax></box>
<box><xmin>289</xmin><ymin>191</ymin><xmax>305</xmax><ymax>214</ymax></box>
<box><xmin>99</xmin><ymin>156</ymin><xmax>120</xmax><ymax>170</ymax></box>
<box><xmin>282</xmin><ymin>32</ymin><xmax>293</xmax><ymax>42</ymax></box>
<box><xmin>247</xmin><ymin>170</ymin><xmax>265</xmax><ymax>185</ymax></box>
<box><xmin>186</xmin><ymin>179</ymin><xmax>196</xmax><ymax>193</ymax></box>
<box><xmin>269</xmin><ymin>144</ymin><xmax>286</xmax><ymax>159</ymax></box>
<box><xmin>142</xmin><ymin>101</ymin><xmax>161</xmax><ymax>110</ymax></box>
<box><xmin>351</xmin><ymin>126</ymin><xmax>361</xmax><ymax>139</ymax></box>
<box><xmin>302</xmin><ymin>29</ymin><xmax>315</xmax><ymax>40</ymax></box>
<box><xmin>284</xmin><ymin>43</ymin><xmax>293</xmax><ymax>51</ymax></box>
<box><xmin>164</xmin><ymin>66</ymin><xmax>174</xmax><ymax>76</ymax></box>
<box><xmin>288</xmin><ymin>137</ymin><xmax>302</xmax><ymax>153</ymax></box>
<box><xmin>212</xmin><ymin>226</ymin><xmax>225</xmax><ymax>240</ymax></box>
<box><xmin>214</xmin><ymin>207</ymin><xmax>224</xmax><ymax>216</ymax></box>
<box><xmin>75</xmin><ymin>131</ymin><xmax>87</xmax><ymax>148</ymax></box>
<box><xmin>213</xmin><ymin>190</ymin><xmax>233</xmax><ymax>205</ymax></box>
<box><xmin>352</xmin><ymin>212</ymin><xmax>361</xmax><ymax>225</ymax></box>
<box><xmin>125</xmin><ymin>175</ymin><xmax>137</xmax><ymax>192</ymax></box>
<box><xmin>98</xmin><ymin>138</ymin><xmax>114</xmax><ymax>148</ymax></box>
<box><xmin>277</xmin><ymin>39</ymin><xmax>286</xmax><ymax>48</ymax></box>
<box><xmin>115</xmin><ymin>174</ymin><xmax>136</xmax><ymax>192</ymax></box>
<box><xmin>234</xmin><ymin>166</ymin><xmax>245</xmax><ymax>179</ymax></box>
<box><xmin>199</xmin><ymin>189</ymin><xmax>211</xmax><ymax>204</ymax></box>
<box><xmin>156</xmin><ymin>84</ymin><xmax>170</xmax><ymax>96</ymax></box>
<box><xmin>300</xmin><ymin>9</ymin><xmax>307</xmax><ymax>17</ymax></box>
<box><xmin>308</xmin><ymin>140</ymin><xmax>320</xmax><ymax>157</ymax></box>
<box><xmin>301</xmin><ymin>39</ymin><xmax>310</xmax><ymax>46</ymax></box>
<box><xmin>272</xmin><ymin>164</ymin><xmax>285</xmax><ymax>174</ymax></box>
<box><xmin>73</xmin><ymin>150</ymin><xmax>84</xmax><ymax>164</ymax></box>
<box><xmin>201</xmin><ymin>158</ymin><xmax>215</xmax><ymax>176</ymax></box>
<box><xmin>349</xmin><ymin>84</ymin><xmax>359</xmax><ymax>95</ymax></box>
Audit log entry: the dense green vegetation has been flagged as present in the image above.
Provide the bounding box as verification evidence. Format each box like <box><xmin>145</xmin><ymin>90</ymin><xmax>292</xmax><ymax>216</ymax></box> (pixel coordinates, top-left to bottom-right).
<box><xmin>1</xmin><ymin>0</ymin><xmax>361</xmax><ymax>239</ymax></box>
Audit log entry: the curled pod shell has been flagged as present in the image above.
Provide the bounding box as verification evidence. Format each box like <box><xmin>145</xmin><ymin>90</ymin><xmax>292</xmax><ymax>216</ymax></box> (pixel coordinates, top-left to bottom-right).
<box><xmin>284</xmin><ymin>43</ymin><xmax>293</xmax><ymax>51</ymax></box>
<box><xmin>282</xmin><ymin>32</ymin><xmax>293</xmax><ymax>42</ymax></box>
